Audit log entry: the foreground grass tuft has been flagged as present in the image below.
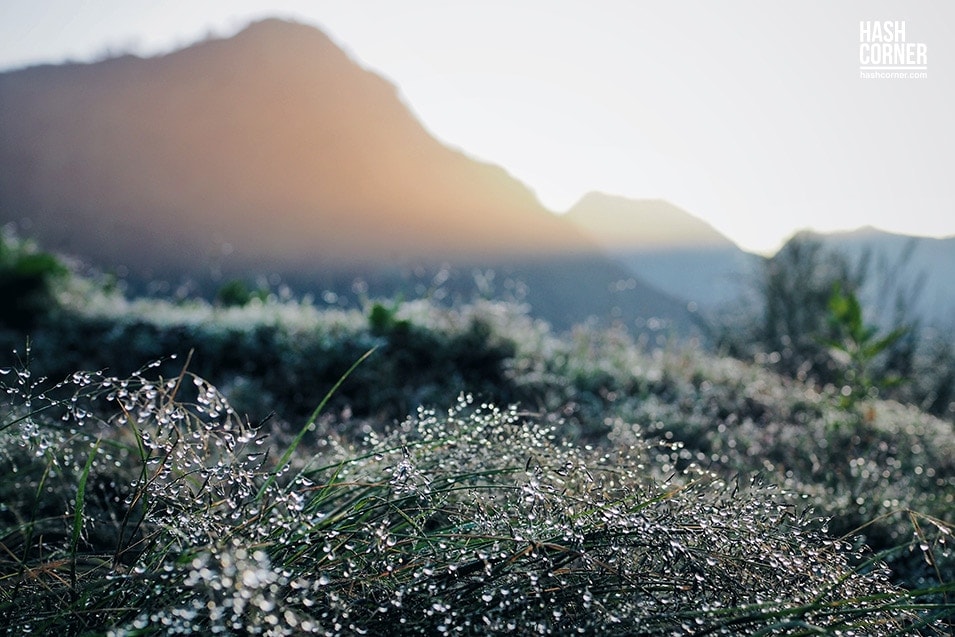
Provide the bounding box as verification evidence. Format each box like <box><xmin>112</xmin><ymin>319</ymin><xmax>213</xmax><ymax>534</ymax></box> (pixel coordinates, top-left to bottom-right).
<box><xmin>1</xmin><ymin>356</ymin><xmax>952</xmax><ymax>635</ymax></box>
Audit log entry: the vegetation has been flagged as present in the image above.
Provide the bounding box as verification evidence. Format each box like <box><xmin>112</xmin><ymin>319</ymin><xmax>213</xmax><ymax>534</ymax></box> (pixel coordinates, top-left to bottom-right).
<box><xmin>824</xmin><ymin>282</ymin><xmax>907</xmax><ymax>410</ymax></box>
<box><xmin>1</xmin><ymin>352</ymin><xmax>952</xmax><ymax>635</ymax></box>
<box><xmin>715</xmin><ymin>234</ymin><xmax>955</xmax><ymax>423</ymax></box>
<box><xmin>0</xmin><ymin>234</ymin><xmax>952</xmax><ymax>634</ymax></box>
<box><xmin>0</xmin><ymin>230</ymin><xmax>69</xmax><ymax>330</ymax></box>
<box><xmin>215</xmin><ymin>279</ymin><xmax>272</xmax><ymax>308</ymax></box>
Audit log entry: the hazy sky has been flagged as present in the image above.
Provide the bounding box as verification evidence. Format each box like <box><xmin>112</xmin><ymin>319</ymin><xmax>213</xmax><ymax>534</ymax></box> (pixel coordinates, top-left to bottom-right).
<box><xmin>1</xmin><ymin>1</ymin><xmax>952</xmax><ymax>254</ymax></box>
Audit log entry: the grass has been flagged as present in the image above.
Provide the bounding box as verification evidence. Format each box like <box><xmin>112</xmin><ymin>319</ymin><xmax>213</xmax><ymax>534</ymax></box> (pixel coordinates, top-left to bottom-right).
<box><xmin>0</xmin><ymin>276</ymin><xmax>952</xmax><ymax>633</ymax></box>
<box><xmin>0</xmin><ymin>337</ymin><xmax>953</xmax><ymax>634</ymax></box>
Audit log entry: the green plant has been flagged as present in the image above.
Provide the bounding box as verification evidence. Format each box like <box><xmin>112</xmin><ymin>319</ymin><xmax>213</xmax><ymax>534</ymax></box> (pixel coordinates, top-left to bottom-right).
<box><xmin>752</xmin><ymin>235</ymin><xmax>861</xmax><ymax>383</ymax></box>
<box><xmin>1</xmin><ymin>276</ymin><xmax>953</xmax><ymax>602</ymax></box>
<box><xmin>825</xmin><ymin>282</ymin><xmax>908</xmax><ymax>409</ymax></box>
<box><xmin>712</xmin><ymin>233</ymin><xmax>955</xmax><ymax>421</ymax></box>
<box><xmin>215</xmin><ymin>278</ymin><xmax>270</xmax><ymax>307</ymax></box>
<box><xmin>368</xmin><ymin>298</ymin><xmax>411</xmax><ymax>336</ymax></box>
<box><xmin>0</xmin><ymin>232</ymin><xmax>69</xmax><ymax>330</ymax></box>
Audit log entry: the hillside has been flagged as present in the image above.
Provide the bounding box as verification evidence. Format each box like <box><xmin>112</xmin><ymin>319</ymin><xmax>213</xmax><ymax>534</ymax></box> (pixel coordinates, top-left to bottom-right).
<box><xmin>0</xmin><ymin>18</ymin><xmax>692</xmax><ymax>331</ymax></box>
<box><xmin>564</xmin><ymin>192</ymin><xmax>759</xmax><ymax>307</ymax></box>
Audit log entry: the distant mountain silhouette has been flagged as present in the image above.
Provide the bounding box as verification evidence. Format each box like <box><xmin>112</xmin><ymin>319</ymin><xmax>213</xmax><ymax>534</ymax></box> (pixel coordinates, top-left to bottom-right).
<box><xmin>0</xmin><ymin>18</ymin><xmax>693</xmax><ymax>331</ymax></box>
<box><xmin>564</xmin><ymin>193</ymin><xmax>759</xmax><ymax>308</ymax></box>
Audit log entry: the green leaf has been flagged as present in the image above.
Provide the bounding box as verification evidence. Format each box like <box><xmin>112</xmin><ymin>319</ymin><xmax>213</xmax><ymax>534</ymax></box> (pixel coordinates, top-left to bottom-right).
<box><xmin>70</xmin><ymin>437</ymin><xmax>101</xmax><ymax>592</ymax></box>
<box><xmin>862</xmin><ymin>327</ymin><xmax>908</xmax><ymax>359</ymax></box>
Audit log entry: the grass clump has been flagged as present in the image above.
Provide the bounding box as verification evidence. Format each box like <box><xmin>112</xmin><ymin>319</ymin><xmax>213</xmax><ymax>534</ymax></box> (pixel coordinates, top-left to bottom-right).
<box><xmin>1</xmin><ymin>353</ymin><xmax>952</xmax><ymax>635</ymax></box>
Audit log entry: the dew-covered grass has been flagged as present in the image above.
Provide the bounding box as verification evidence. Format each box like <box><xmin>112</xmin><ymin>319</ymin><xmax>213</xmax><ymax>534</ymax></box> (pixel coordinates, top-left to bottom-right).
<box><xmin>1</xmin><ymin>283</ymin><xmax>954</xmax><ymax>633</ymax></box>
<box><xmin>0</xmin><ymin>340</ymin><xmax>953</xmax><ymax>634</ymax></box>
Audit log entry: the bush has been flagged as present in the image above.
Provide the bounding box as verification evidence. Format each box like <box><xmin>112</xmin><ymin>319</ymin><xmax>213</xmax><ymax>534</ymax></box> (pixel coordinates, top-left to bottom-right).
<box><xmin>824</xmin><ymin>282</ymin><xmax>907</xmax><ymax>409</ymax></box>
<box><xmin>1</xmin><ymin>295</ymin><xmax>524</xmax><ymax>428</ymax></box>
<box><xmin>715</xmin><ymin>234</ymin><xmax>955</xmax><ymax>422</ymax></box>
<box><xmin>215</xmin><ymin>278</ymin><xmax>270</xmax><ymax>307</ymax></box>
<box><xmin>0</xmin><ymin>231</ymin><xmax>69</xmax><ymax>330</ymax></box>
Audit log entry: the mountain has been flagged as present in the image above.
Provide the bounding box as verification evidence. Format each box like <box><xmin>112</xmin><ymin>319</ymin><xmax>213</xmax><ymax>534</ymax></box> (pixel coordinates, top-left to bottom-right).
<box><xmin>0</xmin><ymin>19</ymin><xmax>578</xmax><ymax>270</ymax></box>
<box><xmin>0</xmin><ymin>18</ymin><xmax>693</xmax><ymax>332</ymax></box>
<box><xmin>563</xmin><ymin>193</ymin><xmax>760</xmax><ymax>308</ymax></box>
<box><xmin>804</xmin><ymin>227</ymin><xmax>955</xmax><ymax>330</ymax></box>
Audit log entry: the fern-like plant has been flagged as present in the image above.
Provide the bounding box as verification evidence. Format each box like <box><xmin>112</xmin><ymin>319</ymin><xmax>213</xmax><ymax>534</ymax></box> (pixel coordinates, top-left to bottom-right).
<box><xmin>825</xmin><ymin>282</ymin><xmax>907</xmax><ymax>409</ymax></box>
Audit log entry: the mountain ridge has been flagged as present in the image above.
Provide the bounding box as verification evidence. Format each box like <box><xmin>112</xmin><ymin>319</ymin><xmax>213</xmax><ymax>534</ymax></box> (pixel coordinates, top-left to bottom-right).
<box><xmin>0</xmin><ymin>17</ymin><xmax>696</xmax><ymax>332</ymax></box>
<box><xmin>0</xmin><ymin>18</ymin><xmax>591</xmax><ymax>269</ymax></box>
<box><xmin>563</xmin><ymin>192</ymin><xmax>758</xmax><ymax>308</ymax></box>
<box><xmin>564</xmin><ymin>192</ymin><xmax>740</xmax><ymax>251</ymax></box>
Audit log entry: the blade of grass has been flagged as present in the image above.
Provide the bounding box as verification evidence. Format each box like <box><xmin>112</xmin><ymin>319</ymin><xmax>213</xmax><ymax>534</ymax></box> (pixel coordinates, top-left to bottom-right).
<box><xmin>70</xmin><ymin>437</ymin><xmax>100</xmax><ymax>594</ymax></box>
<box><xmin>111</xmin><ymin>409</ymin><xmax>152</xmax><ymax>570</ymax></box>
<box><xmin>256</xmin><ymin>347</ymin><xmax>376</xmax><ymax>501</ymax></box>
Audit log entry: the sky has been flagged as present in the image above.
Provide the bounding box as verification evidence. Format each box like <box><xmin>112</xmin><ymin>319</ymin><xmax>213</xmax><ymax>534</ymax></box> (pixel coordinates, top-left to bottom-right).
<box><xmin>1</xmin><ymin>1</ymin><xmax>952</xmax><ymax>255</ymax></box>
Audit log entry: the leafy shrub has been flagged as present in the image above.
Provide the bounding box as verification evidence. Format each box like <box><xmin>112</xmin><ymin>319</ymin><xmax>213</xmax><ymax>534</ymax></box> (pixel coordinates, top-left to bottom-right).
<box><xmin>0</xmin><ymin>231</ymin><xmax>69</xmax><ymax>330</ymax></box>
<box><xmin>215</xmin><ymin>278</ymin><xmax>271</xmax><ymax>307</ymax></box>
<box><xmin>367</xmin><ymin>299</ymin><xmax>411</xmax><ymax>335</ymax></box>
<box><xmin>824</xmin><ymin>282</ymin><xmax>908</xmax><ymax>409</ymax></box>
<box><xmin>738</xmin><ymin>236</ymin><xmax>860</xmax><ymax>383</ymax></box>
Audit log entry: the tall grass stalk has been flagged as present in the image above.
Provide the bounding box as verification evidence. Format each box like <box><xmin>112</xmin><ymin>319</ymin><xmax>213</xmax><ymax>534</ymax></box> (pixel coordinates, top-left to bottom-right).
<box><xmin>256</xmin><ymin>346</ymin><xmax>376</xmax><ymax>501</ymax></box>
<box><xmin>69</xmin><ymin>437</ymin><xmax>100</xmax><ymax>593</ymax></box>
